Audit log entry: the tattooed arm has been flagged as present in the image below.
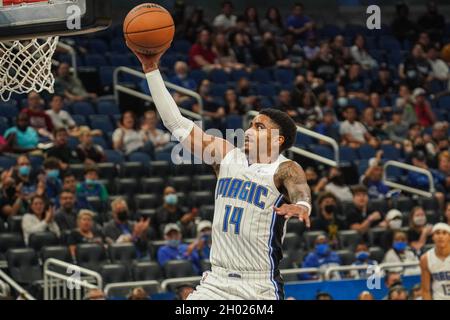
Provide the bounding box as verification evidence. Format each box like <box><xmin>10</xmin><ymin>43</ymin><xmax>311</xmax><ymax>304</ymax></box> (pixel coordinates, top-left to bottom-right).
<box><xmin>273</xmin><ymin>160</ymin><xmax>312</xmax><ymax>227</ymax></box>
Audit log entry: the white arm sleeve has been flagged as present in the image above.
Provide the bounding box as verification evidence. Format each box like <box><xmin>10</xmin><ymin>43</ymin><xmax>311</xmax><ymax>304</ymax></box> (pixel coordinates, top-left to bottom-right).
<box><xmin>145</xmin><ymin>69</ymin><xmax>195</xmax><ymax>142</ymax></box>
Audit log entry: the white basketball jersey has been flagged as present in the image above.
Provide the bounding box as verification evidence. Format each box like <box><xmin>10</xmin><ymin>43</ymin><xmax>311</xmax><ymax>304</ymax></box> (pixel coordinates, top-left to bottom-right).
<box><xmin>427</xmin><ymin>247</ymin><xmax>450</xmax><ymax>300</ymax></box>
<box><xmin>209</xmin><ymin>147</ymin><xmax>290</xmax><ymax>273</ymax></box>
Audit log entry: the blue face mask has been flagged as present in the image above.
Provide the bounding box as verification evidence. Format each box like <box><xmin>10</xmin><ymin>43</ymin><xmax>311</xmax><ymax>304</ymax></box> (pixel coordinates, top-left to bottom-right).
<box><xmin>201</xmin><ymin>233</ymin><xmax>211</xmax><ymax>243</ymax></box>
<box><xmin>85</xmin><ymin>179</ymin><xmax>97</xmax><ymax>185</ymax></box>
<box><xmin>165</xmin><ymin>194</ymin><xmax>178</xmax><ymax>206</ymax></box>
<box><xmin>393</xmin><ymin>241</ymin><xmax>407</xmax><ymax>252</ymax></box>
<box><xmin>167</xmin><ymin>239</ymin><xmax>180</xmax><ymax>248</ymax></box>
<box><xmin>355</xmin><ymin>251</ymin><xmax>370</xmax><ymax>261</ymax></box>
<box><xmin>47</xmin><ymin>169</ymin><xmax>60</xmax><ymax>179</ymax></box>
<box><xmin>316</xmin><ymin>243</ymin><xmax>330</xmax><ymax>256</ymax></box>
<box><xmin>18</xmin><ymin>165</ymin><xmax>31</xmax><ymax>176</ymax></box>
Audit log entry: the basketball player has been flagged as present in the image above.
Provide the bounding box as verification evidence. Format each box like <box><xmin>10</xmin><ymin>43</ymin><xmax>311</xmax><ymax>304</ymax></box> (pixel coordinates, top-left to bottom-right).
<box><xmin>129</xmin><ymin>46</ymin><xmax>311</xmax><ymax>300</ymax></box>
<box><xmin>420</xmin><ymin>223</ymin><xmax>450</xmax><ymax>300</ymax></box>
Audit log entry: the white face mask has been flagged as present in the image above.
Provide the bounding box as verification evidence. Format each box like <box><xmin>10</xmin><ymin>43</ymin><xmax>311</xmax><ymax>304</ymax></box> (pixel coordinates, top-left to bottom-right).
<box><xmin>389</xmin><ymin>219</ymin><xmax>402</xmax><ymax>230</ymax></box>
<box><xmin>413</xmin><ymin>216</ymin><xmax>427</xmax><ymax>226</ymax></box>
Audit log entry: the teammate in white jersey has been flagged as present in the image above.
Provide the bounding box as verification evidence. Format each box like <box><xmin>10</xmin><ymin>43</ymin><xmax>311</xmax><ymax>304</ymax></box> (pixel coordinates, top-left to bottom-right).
<box><xmin>129</xmin><ymin>46</ymin><xmax>312</xmax><ymax>300</ymax></box>
<box><xmin>420</xmin><ymin>223</ymin><xmax>450</xmax><ymax>300</ymax></box>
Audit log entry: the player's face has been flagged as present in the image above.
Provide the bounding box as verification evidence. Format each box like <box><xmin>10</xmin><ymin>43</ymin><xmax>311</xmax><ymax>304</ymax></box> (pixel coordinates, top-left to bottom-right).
<box><xmin>433</xmin><ymin>230</ymin><xmax>450</xmax><ymax>248</ymax></box>
<box><xmin>244</xmin><ymin>115</ymin><xmax>281</xmax><ymax>161</ymax></box>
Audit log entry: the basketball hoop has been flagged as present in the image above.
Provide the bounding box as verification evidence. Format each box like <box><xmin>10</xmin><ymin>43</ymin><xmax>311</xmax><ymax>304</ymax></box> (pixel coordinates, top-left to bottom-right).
<box><xmin>0</xmin><ymin>36</ymin><xmax>59</xmax><ymax>101</ymax></box>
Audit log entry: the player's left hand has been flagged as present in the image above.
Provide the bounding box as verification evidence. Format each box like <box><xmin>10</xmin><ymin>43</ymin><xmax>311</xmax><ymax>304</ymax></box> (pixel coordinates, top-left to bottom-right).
<box><xmin>273</xmin><ymin>204</ymin><xmax>311</xmax><ymax>228</ymax></box>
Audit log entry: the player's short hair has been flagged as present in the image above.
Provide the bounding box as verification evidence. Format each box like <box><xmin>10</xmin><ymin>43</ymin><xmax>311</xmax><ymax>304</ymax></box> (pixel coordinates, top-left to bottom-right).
<box><xmin>259</xmin><ymin>108</ymin><xmax>297</xmax><ymax>153</ymax></box>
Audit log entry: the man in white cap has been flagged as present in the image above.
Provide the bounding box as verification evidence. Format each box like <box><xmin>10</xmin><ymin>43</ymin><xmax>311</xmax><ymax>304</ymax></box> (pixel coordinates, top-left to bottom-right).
<box><xmin>156</xmin><ymin>223</ymin><xmax>189</xmax><ymax>267</ymax></box>
<box><xmin>186</xmin><ymin>220</ymin><xmax>213</xmax><ymax>274</ymax></box>
<box><xmin>420</xmin><ymin>223</ymin><xmax>450</xmax><ymax>300</ymax></box>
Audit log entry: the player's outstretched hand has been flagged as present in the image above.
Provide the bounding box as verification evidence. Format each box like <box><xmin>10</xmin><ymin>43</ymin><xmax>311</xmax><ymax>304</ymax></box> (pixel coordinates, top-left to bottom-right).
<box><xmin>127</xmin><ymin>42</ymin><xmax>170</xmax><ymax>73</ymax></box>
<box><xmin>274</xmin><ymin>204</ymin><xmax>311</xmax><ymax>228</ymax></box>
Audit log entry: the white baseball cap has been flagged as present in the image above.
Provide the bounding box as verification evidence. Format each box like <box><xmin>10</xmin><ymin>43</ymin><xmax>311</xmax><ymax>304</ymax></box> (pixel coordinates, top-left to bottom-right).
<box><xmin>197</xmin><ymin>220</ymin><xmax>212</xmax><ymax>234</ymax></box>
<box><xmin>386</xmin><ymin>209</ymin><xmax>402</xmax><ymax>221</ymax></box>
<box><xmin>431</xmin><ymin>223</ymin><xmax>450</xmax><ymax>234</ymax></box>
<box><xmin>164</xmin><ymin>223</ymin><xmax>181</xmax><ymax>235</ymax></box>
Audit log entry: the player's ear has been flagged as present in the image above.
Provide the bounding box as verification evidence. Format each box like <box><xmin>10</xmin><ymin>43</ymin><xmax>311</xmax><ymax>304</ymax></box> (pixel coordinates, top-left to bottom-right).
<box><xmin>277</xmin><ymin>136</ymin><xmax>285</xmax><ymax>152</ymax></box>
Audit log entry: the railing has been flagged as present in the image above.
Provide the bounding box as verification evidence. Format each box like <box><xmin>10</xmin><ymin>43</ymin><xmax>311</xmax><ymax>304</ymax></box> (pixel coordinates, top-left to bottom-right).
<box><xmin>245</xmin><ymin>111</ymin><xmax>339</xmax><ymax>167</ymax></box>
<box><xmin>57</xmin><ymin>42</ymin><xmax>78</xmax><ymax>77</ymax></box>
<box><xmin>324</xmin><ymin>261</ymin><xmax>420</xmax><ymax>280</ymax></box>
<box><xmin>113</xmin><ymin>66</ymin><xmax>203</xmax><ymax>120</ymax></box>
<box><xmin>161</xmin><ymin>276</ymin><xmax>201</xmax><ymax>292</ymax></box>
<box><xmin>383</xmin><ymin>160</ymin><xmax>435</xmax><ymax>198</ymax></box>
<box><xmin>43</xmin><ymin>258</ymin><xmax>102</xmax><ymax>300</ymax></box>
<box><xmin>104</xmin><ymin>280</ymin><xmax>160</xmax><ymax>297</ymax></box>
<box><xmin>281</xmin><ymin>267</ymin><xmax>321</xmax><ymax>279</ymax></box>
<box><xmin>0</xmin><ymin>269</ymin><xmax>35</xmax><ymax>300</ymax></box>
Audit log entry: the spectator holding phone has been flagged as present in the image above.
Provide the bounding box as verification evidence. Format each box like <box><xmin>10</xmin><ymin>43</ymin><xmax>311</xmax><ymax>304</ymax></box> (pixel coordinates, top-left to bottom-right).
<box><xmin>22</xmin><ymin>195</ymin><xmax>60</xmax><ymax>245</ymax></box>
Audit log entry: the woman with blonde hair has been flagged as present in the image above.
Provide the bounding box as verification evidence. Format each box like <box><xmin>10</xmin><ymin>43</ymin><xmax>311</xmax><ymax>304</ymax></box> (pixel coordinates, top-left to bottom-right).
<box><xmin>67</xmin><ymin>209</ymin><xmax>104</xmax><ymax>258</ymax></box>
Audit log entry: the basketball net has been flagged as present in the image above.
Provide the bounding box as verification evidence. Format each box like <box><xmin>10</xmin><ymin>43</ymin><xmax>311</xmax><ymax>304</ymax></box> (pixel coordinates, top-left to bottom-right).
<box><xmin>0</xmin><ymin>36</ymin><xmax>59</xmax><ymax>101</ymax></box>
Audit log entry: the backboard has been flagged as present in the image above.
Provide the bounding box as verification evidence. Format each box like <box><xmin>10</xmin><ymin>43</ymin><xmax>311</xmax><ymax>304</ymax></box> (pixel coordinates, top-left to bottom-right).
<box><xmin>0</xmin><ymin>0</ymin><xmax>112</xmax><ymax>41</ymax></box>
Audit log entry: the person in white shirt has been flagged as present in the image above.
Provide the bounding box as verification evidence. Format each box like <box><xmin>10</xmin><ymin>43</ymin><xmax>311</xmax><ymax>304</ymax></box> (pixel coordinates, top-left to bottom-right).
<box><xmin>339</xmin><ymin>105</ymin><xmax>374</xmax><ymax>148</ymax></box>
<box><xmin>140</xmin><ymin>110</ymin><xmax>174</xmax><ymax>153</ymax></box>
<box><xmin>350</xmin><ymin>34</ymin><xmax>378</xmax><ymax>70</ymax></box>
<box><xmin>213</xmin><ymin>1</ymin><xmax>237</xmax><ymax>31</ymax></box>
<box><xmin>426</xmin><ymin>46</ymin><xmax>450</xmax><ymax>88</ymax></box>
<box><xmin>45</xmin><ymin>94</ymin><xmax>76</xmax><ymax>131</ymax></box>
<box><xmin>383</xmin><ymin>230</ymin><xmax>420</xmax><ymax>275</ymax></box>
<box><xmin>22</xmin><ymin>195</ymin><xmax>60</xmax><ymax>246</ymax></box>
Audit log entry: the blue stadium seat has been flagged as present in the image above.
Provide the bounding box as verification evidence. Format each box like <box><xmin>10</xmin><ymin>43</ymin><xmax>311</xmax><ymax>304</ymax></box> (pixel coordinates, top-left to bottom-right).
<box><xmin>109</xmin><ymin>53</ymin><xmax>132</xmax><ymax>67</ymax></box>
<box><xmin>381</xmin><ymin>144</ymin><xmax>401</xmax><ymax>160</ymax></box>
<box><xmin>0</xmin><ymin>116</ymin><xmax>9</xmax><ymax>135</ymax></box>
<box><xmin>97</xmin><ymin>101</ymin><xmax>120</xmax><ymax>115</ymax></box>
<box><xmin>89</xmin><ymin>115</ymin><xmax>114</xmax><ymax>133</ymax></box>
<box><xmin>295</xmin><ymin>132</ymin><xmax>315</xmax><ymax>147</ymax></box>
<box><xmin>173</xmin><ymin>39</ymin><xmax>191</xmax><ymax>53</ymax></box>
<box><xmin>0</xmin><ymin>103</ymin><xmax>19</xmax><ymax>118</ymax></box>
<box><xmin>70</xmin><ymin>101</ymin><xmax>95</xmax><ymax>116</ymax></box>
<box><xmin>339</xmin><ymin>146</ymin><xmax>358</xmax><ymax>164</ymax></box>
<box><xmin>71</xmin><ymin>115</ymin><xmax>87</xmax><ymax>126</ymax></box>
<box><xmin>437</xmin><ymin>95</ymin><xmax>450</xmax><ymax>109</ymax></box>
<box><xmin>104</xmin><ymin>150</ymin><xmax>125</xmax><ymax>165</ymax></box>
<box><xmin>190</xmin><ymin>70</ymin><xmax>207</xmax><ymax>84</ymax></box>
<box><xmin>67</xmin><ymin>137</ymin><xmax>79</xmax><ymax>150</ymax></box>
<box><xmin>99</xmin><ymin>67</ymin><xmax>115</xmax><ymax>87</ymax></box>
<box><xmin>127</xmin><ymin>152</ymin><xmax>152</xmax><ymax>165</ymax></box>
<box><xmin>347</xmin><ymin>98</ymin><xmax>367</xmax><ymax>113</ymax></box>
<box><xmin>92</xmin><ymin>136</ymin><xmax>108</xmax><ymax>149</ymax></box>
<box><xmin>84</xmin><ymin>54</ymin><xmax>109</xmax><ymax>67</ymax></box>
<box><xmin>160</xmin><ymin>54</ymin><xmax>178</xmax><ymax>70</ymax></box>
<box><xmin>379</xmin><ymin>36</ymin><xmax>401</xmax><ymax>51</ymax></box>
<box><xmin>325</xmin><ymin>82</ymin><xmax>338</xmax><ymax>96</ymax></box>
<box><xmin>225</xmin><ymin>115</ymin><xmax>243</xmax><ymax>130</ymax></box>
<box><xmin>256</xmin><ymin>83</ymin><xmax>277</xmax><ymax>97</ymax></box>
<box><xmin>209</xmin><ymin>69</ymin><xmax>230</xmax><ymax>84</ymax></box>
<box><xmin>0</xmin><ymin>156</ymin><xmax>16</xmax><ymax>170</ymax></box>
<box><xmin>154</xmin><ymin>151</ymin><xmax>172</xmax><ymax>162</ymax></box>
<box><xmin>357</xmin><ymin>159</ymin><xmax>369</xmax><ymax>176</ymax></box>
<box><xmin>110</xmin><ymin>38</ymin><xmax>129</xmax><ymax>53</ymax></box>
<box><xmin>250</xmin><ymin>69</ymin><xmax>272</xmax><ymax>83</ymax></box>
<box><xmin>29</xmin><ymin>155</ymin><xmax>44</xmax><ymax>170</ymax></box>
<box><xmin>357</xmin><ymin>144</ymin><xmax>376</xmax><ymax>159</ymax></box>
<box><xmin>230</xmin><ymin>69</ymin><xmax>250</xmax><ymax>81</ymax></box>
<box><xmin>319</xmin><ymin>24</ymin><xmax>342</xmax><ymax>38</ymax></box>
<box><xmin>273</xmin><ymin>69</ymin><xmax>295</xmax><ymax>84</ymax></box>
<box><xmin>310</xmin><ymin>145</ymin><xmax>334</xmax><ymax>160</ymax></box>
<box><xmin>88</xmin><ymin>39</ymin><xmax>109</xmax><ymax>53</ymax></box>
<box><xmin>210</xmin><ymin>84</ymin><xmax>228</xmax><ymax>97</ymax></box>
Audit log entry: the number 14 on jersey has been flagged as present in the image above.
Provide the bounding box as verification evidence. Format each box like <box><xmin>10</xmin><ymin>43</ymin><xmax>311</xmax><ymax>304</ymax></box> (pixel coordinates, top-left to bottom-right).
<box><xmin>223</xmin><ymin>205</ymin><xmax>243</xmax><ymax>235</ymax></box>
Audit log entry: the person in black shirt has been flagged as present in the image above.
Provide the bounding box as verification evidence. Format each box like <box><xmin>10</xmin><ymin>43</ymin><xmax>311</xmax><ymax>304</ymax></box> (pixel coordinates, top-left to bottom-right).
<box><xmin>399</xmin><ymin>44</ymin><xmax>433</xmax><ymax>90</ymax></box>
<box><xmin>369</xmin><ymin>64</ymin><xmax>396</xmax><ymax>100</ymax></box>
<box><xmin>311</xmin><ymin>192</ymin><xmax>347</xmax><ymax>247</ymax></box>
<box><xmin>68</xmin><ymin>210</ymin><xmax>104</xmax><ymax>258</ymax></box>
<box><xmin>54</xmin><ymin>189</ymin><xmax>79</xmax><ymax>232</ymax></box>
<box><xmin>46</xmin><ymin>127</ymin><xmax>78</xmax><ymax>169</ymax></box>
<box><xmin>407</xmin><ymin>206</ymin><xmax>433</xmax><ymax>254</ymax></box>
<box><xmin>310</xmin><ymin>42</ymin><xmax>339</xmax><ymax>83</ymax></box>
<box><xmin>75</xmin><ymin>127</ymin><xmax>105</xmax><ymax>164</ymax></box>
<box><xmin>0</xmin><ymin>176</ymin><xmax>25</xmax><ymax>221</ymax></box>
<box><xmin>152</xmin><ymin>186</ymin><xmax>198</xmax><ymax>239</ymax></box>
<box><xmin>347</xmin><ymin>185</ymin><xmax>387</xmax><ymax>238</ymax></box>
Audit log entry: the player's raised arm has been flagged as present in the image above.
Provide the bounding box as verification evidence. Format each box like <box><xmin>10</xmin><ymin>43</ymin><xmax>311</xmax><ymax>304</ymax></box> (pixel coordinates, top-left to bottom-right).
<box><xmin>273</xmin><ymin>161</ymin><xmax>312</xmax><ymax>227</ymax></box>
<box><xmin>129</xmin><ymin>46</ymin><xmax>235</xmax><ymax>173</ymax></box>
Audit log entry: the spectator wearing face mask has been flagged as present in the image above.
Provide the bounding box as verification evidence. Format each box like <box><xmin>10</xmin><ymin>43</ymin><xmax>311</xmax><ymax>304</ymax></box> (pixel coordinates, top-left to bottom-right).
<box><xmin>153</xmin><ymin>186</ymin><xmax>198</xmax><ymax>239</ymax></box>
<box><xmin>76</xmin><ymin>165</ymin><xmax>109</xmax><ymax>202</ymax></box>
<box><xmin>407</xmin><ymin>206</ymin><xmax>433</xmax><ymax>254</ymax></box>
<box><xmin>311</xmin><ymin>192</ymin><xmax>346</xmax><ymax>245</ymax></box>
<box><xmin>300</xmin><ymin>235</ymin><xmax>342</xmax><ymax>280</ymax></box>
<box><xmin>383</xmin><ymin>230</ymin><xmax>420</xmax><ymax>275</ymax></box>
<box><xmin>360</xmin><ymin>151</ymin><xmax>389</xmax><ymax>199</ymax></box>
<box><xmin>103</xmin><ymin>197</ymin><xmax>150</xmax><ymax>259</ymax></box>
<box><xmin>186</xmin><ymin>220</ymin><xmax>212</xmax><ymax>275</ymax></box>
<box><xmin>157</xmin><ymin>223</ymin><xmax>190</xmax><ymax>267</ymax></box>
<box><xmin>350</xmin><ymin>243</ymin><xmax>378</xmax><ymax>279</ymax></box>
<box><xmin>41</xmin><ymin>157</ymin><xmax>63</xmax><ymax>204</ymax></box>
<box><xmin>381</xmin><ymin>209</ymin><xmax>403</xmax><ymax>251</ymax></box>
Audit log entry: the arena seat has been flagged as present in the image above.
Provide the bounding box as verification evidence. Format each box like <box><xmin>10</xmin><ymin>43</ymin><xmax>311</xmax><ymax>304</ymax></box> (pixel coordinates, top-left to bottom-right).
<box><xmin>357</xmin><ymin>144</ymin><xmax>376</xmax><ymax>160</ymax></box>
<box><xmin>7</xmin><ymin>248</ymin><xmax>42</xmax><ymax>284</ymax></box>
<box><xmin>337</xmin><ymin>230</ymin><xmax>361</xmax><ymax>251</ymax></box>
<box><xmin>115</xmin><ymin>178</ymin><xmax>140</xmax><ymax>195</ymax></box>
<box><xmin>194</xmin><ymin>175</ymin><xmax>217</xmax><ymax>191</ymax></box>
<box><xmin>100</xmin><ymin>263</ymin><xmax>130</xmax><ymax>284</ymax></box>
<box><xmin>41</xmin><ymin>246</ymin><xmax>72</xmax><ymax>263</ymax></box>
<box><xmin>336</xmin><ymin>249</ymin><xmax>354</xmax><ymax>265</ymax></box>
<box><xmin>0</xmin><ymin>233</ymin><xmax>25</xmax><ymax>259</ymax></box>
<box><xmin>7</xmin><ymin>215</ymin><xmax>23</xmax><ymax>234</ymax></box>
<box><xmin>163</xmin><ymin>260</ymin><xmax>196</xmax><ymax>278</ymax></box>
<box><xmin>200</xmin><ymin>205</ymin><xmax>215</xmax><ymax>222</ymax></box>
<box><xmin>75</xmin><ymin>243</ymin><xmax>108</xmax><ymax>272</ymax></box>
<box><xmin>0</xmin><ymin>116</ymin><xmax>9</xmax><ymax>134</ymax></box>
<box><xmin>0</xmin><ymin>103</ymin><xmax>19</xmax><ymax>118</ymax></box>
<box><xmin>189</xmin><ymin>191</ymin><xmax>214</xmax><ymax>207</ymax></box>
<box><xmin>168</xmin><ymin>176</ymin><xmax>192</xmax><ymax>193</ymax></box>
<box><xmin>286</xmin><ymin>219</ymin><xmax>306</xmax><ymax>236</ymax></box>
<box><xmin>368</xmin><ymin>227</ymin><xmax>388</xmax><ymax>248</ymax></box>
<box><xmin>97</xmin><ymin>101</ymin><xmax>121</xmax><ymax>115</ymax></box>
<box><xmin>369</xmin><ymin>246</ymin><xmax>385</xmax><ymax>263</ymax></box>
<box><xmin>108</xmin><ymin>243</ymin><xmax>137</xmax><ymax>267</ymax></box>
<box><xmin>134</xmin><ymin>194</ymin><xmax>160</xmax><ymax>210</ymax></box>
<box><xmin>282</xmin><ymin>233</ymin><xmax>303</xmax><ymax>253</ymax></box>
<box><xmin>89</xmin><ymin>115</ymin><xmax>114</xmax><ymax>132</ymax></box>
<box><xmin>392</xmin><ymin>196</ymin><xmax>416</xmax><ymax>212</ymax></box>
<box><xmin>303</xmin><ymin>231</ymin><xmax>326</xmax><ymax>250</ymax></box>
<box><xmin>28</xmin><ymin>232</ymin><xmax>60</xmax><ymax>252</ymax></box>
<box><xmin>140</xmin><ymin>177</ymin><xmax>166</xmax><ymax>194</ymax></box>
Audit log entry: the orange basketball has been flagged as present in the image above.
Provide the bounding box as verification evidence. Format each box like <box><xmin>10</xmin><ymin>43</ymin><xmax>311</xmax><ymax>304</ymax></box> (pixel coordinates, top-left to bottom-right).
<box><xmin>442</xmin><ymin>43</ymin><xmax>450</xmax><ymax>63</ymax></box>
<box><xmin>123</xmin><ymin>3</ymin><xmax>175</xmax><ymax>55</ymax></box>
